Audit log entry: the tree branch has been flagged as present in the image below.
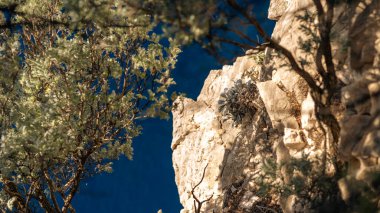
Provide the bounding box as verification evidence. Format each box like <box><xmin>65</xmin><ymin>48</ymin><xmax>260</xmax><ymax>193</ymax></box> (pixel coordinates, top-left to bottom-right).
<box><xmin>191</xmin><ymin>163</ymin><xmax>213</xmax><ymax>213</ymax></box>
<box><xmin>35</xmin><ymin>183</ymin><xmax>57</xmax><ymax>213</ymax></box>
<box><xmin>61</xmin><ymin>165</ymin><xmax>83</xmax><ymax>213</ymax></box>
<box><xmin>213</xmin><ymin>36</ymin><xmax>257</xmax><ymax>50</ymax></box>
<box><xmin>44</xmin><ymin>170</ymin><xmax>62</xmax><ymax>213</ymax></box>
<box><xmin>3</xmin><ymin>179</ymin><xmax>29</xmax><ymax>212</ymax></box>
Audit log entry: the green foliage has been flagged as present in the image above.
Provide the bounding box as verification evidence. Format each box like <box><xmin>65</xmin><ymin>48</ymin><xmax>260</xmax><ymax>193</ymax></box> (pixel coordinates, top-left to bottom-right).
<box><xmin>0</xmin><ymin>0</ymin><xmax>179</xmax><ymax>211</ymax></box>
<box><xmin>257</xmin><ymin>152</ymin><xmax>343</xmax><ymax>211</ymax></box>
<box><xmin>251</xmin><ymin>51</ymin><xmax>265</xmax><ymax>65</ymax></box>
<box><xmin>218</xmin><ymin>80</ymin><xmax>259</xmax><ymax>125</ymax></box>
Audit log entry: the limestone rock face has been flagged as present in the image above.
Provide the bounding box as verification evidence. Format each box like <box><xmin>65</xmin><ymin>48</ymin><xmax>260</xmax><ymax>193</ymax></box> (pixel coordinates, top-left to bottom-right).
<box><xmin>172</xmin><ymin>57</ymin><xmax>280</xmax><ymax>212</ymax></box>
<box><xmin>172</xmin><ymin>0</ymin><xmax>380</xmax><ymax>212</ymax></box>
<box><xmin>268</xmin><ymin>0</ymin><xmax>288</xmax><ymax>20</ymax></box>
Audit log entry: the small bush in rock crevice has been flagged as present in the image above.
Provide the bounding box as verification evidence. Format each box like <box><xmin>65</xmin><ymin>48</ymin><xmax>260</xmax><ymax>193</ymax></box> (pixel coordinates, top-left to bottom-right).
<box><xmin>218</xmin><ymin>80</ymin><xmax>260</xmax><ymax>125</ymax></box>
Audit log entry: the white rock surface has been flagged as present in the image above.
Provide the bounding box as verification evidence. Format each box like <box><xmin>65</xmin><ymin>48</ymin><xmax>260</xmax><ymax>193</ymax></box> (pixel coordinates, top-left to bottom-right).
<box><xmin>172</xmin><ymin>56</ymin><xmax>270</xmax><ymax>212</ymax></box>
<box><xmin>172</xmin><ymin>0</ymin><xmax>380</xmax><ymax>212</ymax></box>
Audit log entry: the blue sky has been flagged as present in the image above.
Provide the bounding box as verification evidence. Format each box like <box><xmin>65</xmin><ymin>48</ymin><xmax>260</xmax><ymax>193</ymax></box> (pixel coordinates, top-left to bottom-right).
<box><xmin>71</xmin><ymin>2</ymin><xmax>275</xmax><ymax>212</ymax></box>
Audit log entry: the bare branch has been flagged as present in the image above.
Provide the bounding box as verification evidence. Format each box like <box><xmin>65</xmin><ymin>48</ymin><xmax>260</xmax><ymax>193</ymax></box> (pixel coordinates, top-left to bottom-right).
<box><xmin>35</xmin><ymin>183</ymin><xmax>57</xmax><ymax>213</ymax></box>
<box><xmin>220</xmin><ymin>26</ymin><xmax>261</xmax><ymax>46</ymax></box>
<box><xmin>213</xmin><ymin>36</ymin><xmax>257</xmax><ymax>50</ymax></box>
<box><xmin>256</xmin><ymin>205</ymin><xmax>278</xmax><ymax>213</ymax></box>
<box><xmin>44</xmin><ymin>170</ymin><xmax>62</xmax><ymax>213</ymax></box>
<box><xmin>191</xmin><ymin>163</ymin><xmax>213</xmax><ymax>213</ymax></box>
<box><xmin>61</xmin><ymin>165</ymin><xmax>83</xmax><ymax>213</ymax></box>
<box><xmin>312</xmin><ymin>0</ymin><xmax>337</xmax><ymax>94</ymax></box>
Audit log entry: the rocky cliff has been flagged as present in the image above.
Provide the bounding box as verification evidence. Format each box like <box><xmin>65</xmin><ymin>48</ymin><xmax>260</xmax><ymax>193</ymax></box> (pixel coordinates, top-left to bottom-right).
<box><xmin>172</xmin><ymin>0</ymin><xmax>380</xmax><ymax>212</ymax></box>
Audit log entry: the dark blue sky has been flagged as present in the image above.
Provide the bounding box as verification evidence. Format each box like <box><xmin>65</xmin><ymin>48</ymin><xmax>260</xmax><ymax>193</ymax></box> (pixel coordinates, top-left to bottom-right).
<box><xmin>72</xmin><ymin>2</ymin><xmax>275</xmax><ymax>212</ymax></box>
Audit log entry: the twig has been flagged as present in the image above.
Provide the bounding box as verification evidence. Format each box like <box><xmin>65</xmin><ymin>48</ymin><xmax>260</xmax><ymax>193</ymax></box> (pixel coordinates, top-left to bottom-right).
<box><xmin>191</xmin><ymin>163</ymin><xmax>213</xmax><ymax>213</ymax></box>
